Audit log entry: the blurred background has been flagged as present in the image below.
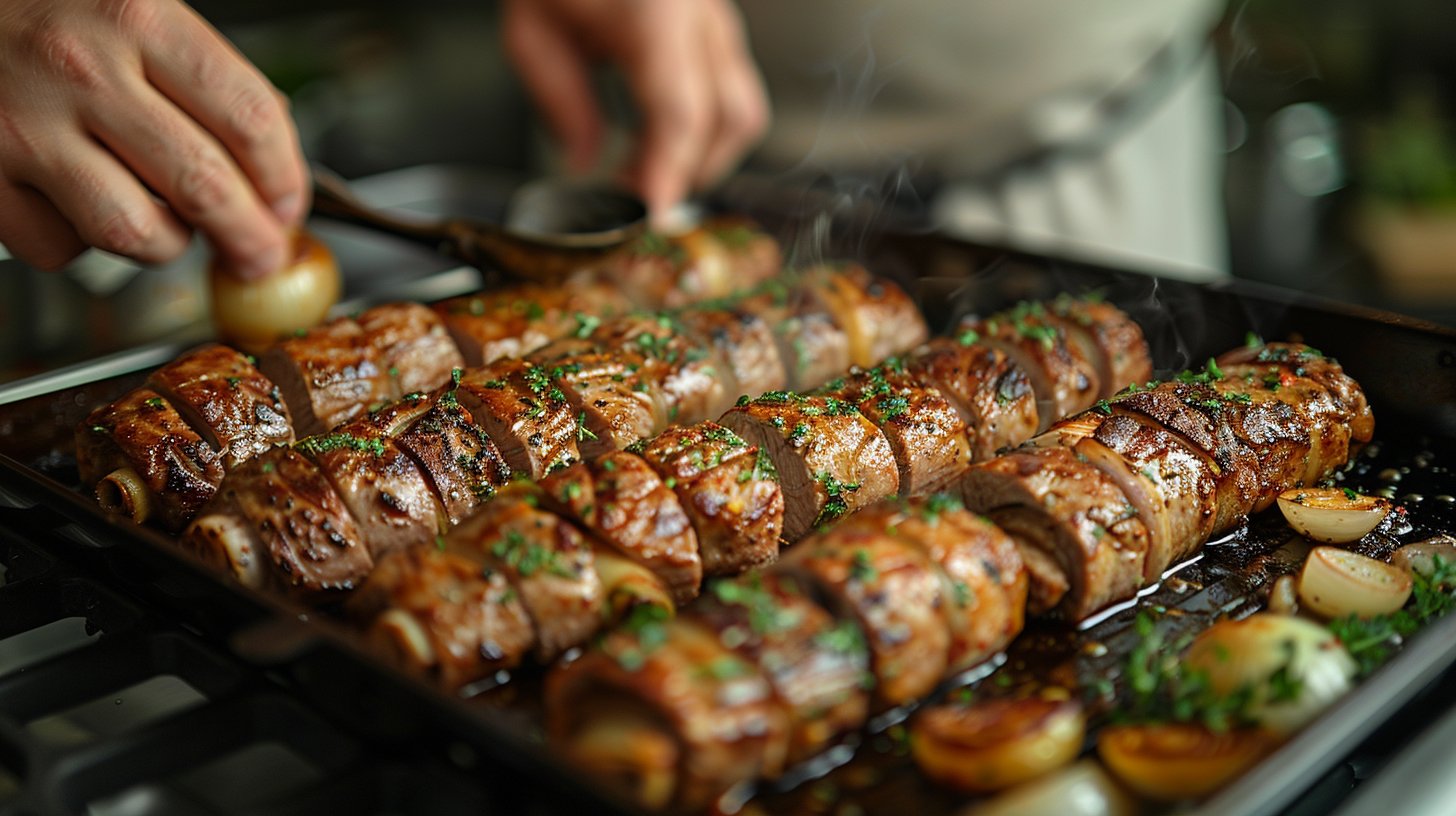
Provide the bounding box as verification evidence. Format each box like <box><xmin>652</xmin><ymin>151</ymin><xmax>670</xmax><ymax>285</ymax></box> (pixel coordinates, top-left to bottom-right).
<box><xmin>3</xmin><ymin>0</ymin><xmax>1456</xmax><ymax>382</ymax></box>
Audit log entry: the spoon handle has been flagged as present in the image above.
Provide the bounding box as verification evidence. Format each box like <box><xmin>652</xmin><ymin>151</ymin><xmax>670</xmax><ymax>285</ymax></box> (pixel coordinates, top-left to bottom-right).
<box><xmin>310</xmin><ymin>166</ymin><xmax>473</xmax><ymax>252</ymax></box>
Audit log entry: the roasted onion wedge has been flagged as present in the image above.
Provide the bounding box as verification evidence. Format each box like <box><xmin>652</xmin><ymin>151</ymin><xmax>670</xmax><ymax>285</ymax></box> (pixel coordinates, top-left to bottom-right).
<box><xmin>910</xmin><ymin>697</ymin><xmax>1085</xmax><ymax>793</ymax></box>
<box><xmin>1277</xmin><ymin>487</ymin><xmax>1391</xmax><ymax>544</ymax></box>
<box><xmin>1097</xmin><ymin>723</ymin><xmax>1277</xmax><ymax>801</ymax></box>
<box><xmin>1298</xmin><ymin>546</ymin><xmax>1412</xmax><ymax>620</ymax></box>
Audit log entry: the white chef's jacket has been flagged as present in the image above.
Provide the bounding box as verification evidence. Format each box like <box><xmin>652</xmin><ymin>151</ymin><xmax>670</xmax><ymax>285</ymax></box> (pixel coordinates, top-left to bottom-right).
<box><xmin>739</xmin><ymin>0</ymin><xmax>1228</xmax><ymax>279</ymax></box>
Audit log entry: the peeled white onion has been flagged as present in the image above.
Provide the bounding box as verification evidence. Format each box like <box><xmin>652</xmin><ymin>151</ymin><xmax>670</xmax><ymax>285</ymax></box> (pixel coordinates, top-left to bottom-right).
<box><xmin>1297</xmin><ymin>547</ymin><xmax>1412</xmax><ymax>620</ymax></box>
<box><xmin>1391</xmin><ymin>536</ymin><xmax>1456</xmax><ymax>578</ymax></box>
<box><xmin>1267</xmin><ymin>574</ymin><xmax>1299</xmax><ymax>617</ymax></box>
<box><xmin>209</xmin><ymin>230</ymin><xmax>341</xmax><ymax>352</ymax></box>
<box><xmin>1277</xmin><ymin>487</ymin><xmax>1390</xmax><ymax>544</ymax></box>
<box><xmin>1098</xmin><ymin>723</ymin><xmax>1277</xmax><ymax>801</ymax></box>
<box><xmin>1184</xmin><ymin>613</ymin><xmax>1356</xmax><ymax>735</ymax></box>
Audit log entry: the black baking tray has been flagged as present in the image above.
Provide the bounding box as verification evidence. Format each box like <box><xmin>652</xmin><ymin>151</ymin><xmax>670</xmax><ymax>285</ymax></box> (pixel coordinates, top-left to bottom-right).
<box><xmin>2</xmin><ymin>208</ymin><xmax>1456</xmax><ymax>815</ymax></box>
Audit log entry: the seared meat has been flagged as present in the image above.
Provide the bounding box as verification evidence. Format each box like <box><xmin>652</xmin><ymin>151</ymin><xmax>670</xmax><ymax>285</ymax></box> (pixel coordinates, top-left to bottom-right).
<box><xmin>800</xmin><ymin>265</ymin><xmax>928</xmax><ymax>368</ymax></box>
<box><xmin>959</xmin><ymin>445</ymin><xmax>1151</xmax><ymax>619</ymax></box>
<box><xmin>455</xmin><ymin>359</ymin><xmax>580</xmax><ymax>479</ymax></box>
<box><xmin>352</xmin><ymin>545</ymin><xmax>535</xmax><ymax>688</ymax></box>
<box><xmin>737</xmin><ymin>283</ymin><xmax>854</xmax><ymax>392</ymax></box>
<box><xmin>607</xmin><ymin>220</ymin><xmax>780</xmax><ymax>310</ymax></box>
<box><xmin>719</xmin><ymin>393</ymin><xmax>898</xmax><ymax>541</ymax></box>
<box><xmin>635</xmin><ymin>422</ymin><xmax>784</xmax><ymax>576</ymax></box>
<box><xmin>531</xmin><ymin>348</ymin><xmax>667</xmax><ymax>457</ymax></box>
<box><xmin>821</xmin><ymin>363</ymin><xmax>971</xmax><ymax>496</ymax></box>
<box><xmin>906</xmin><ymin>338</ymin><xmax>1038</xmax><ymax>461</ymax></box>
<box><xmin>356</xmin><ymin>302</ymin><xmax>464</xmax><ymax>398</ymax></box>
<box><xmin>258</xmin><ymin>319</ymin><xmax>391</xmax><ymax>436</ymax></box>
<box><xmin>689</xmin><ymin>571</ymin><xmax>869</xmax><ymax>769</ymax></box>
<box><xmin>445</xmin><ymin>488</ymin><xmax>602</xmax><ymax>661</ymax></box>
<box><xmin>393</xmin><ymin>390</ymin><xmax>512</xmax><ymax>525</ymax></box>
<box><xmin>589</xmin><ymin>313</ymin><xmax>732</xmax><ymax>423</ymax></box>
<box><xmin>145</xmin><ymin>344</ymin><xmax>293</xmax><ymax>468</ymax></box>
<box><xmin>697</xmin><ymin>216</ymin><xmax>781</xmax><ymax>289</ymax></box>
<box><xmin>435</xmin><ymin>282</ymin><xmax>633</xmax><ymax>366</ymax></box>
<box><xmin>963</xmin><ymin>304</ymin><xmax>1100</xmax><ymax>429</ymax></box>
<box><xmin>836</xmin><ymin>497</ymin><xmax>1028</xmax><ymax>672</ymax></box>
<box><xmin>182</xmin><ymin>447</ymin><xmax>371</xmax><ymax>597</ymax></box>
<box><xmin>77</xmin><ymin>388</ymin><xmax>225</xmax><ymax>531</ymax></box>
<box><xmin>774</xmin><ymin>524</ymin><xmax>951</xmax><ymax>706</ymax></box>
<box><xmin>546</xmin><ymin>616</ymin><xmax>787</xmax><ymax>812</ymax></box>
<box><xmin>296</xmin><ymin>397</ymin><xmax>447</xmax><ymax>561</ymax></box>
<box><xmin>1218</xmin><ymin>343</ymin><xmax>1374</xmax><ymax>443</ymax></box>
<box><xmin>540</xmin><ymin>450</ymin><xmax>703</xmax><ymax>604</ymax></box>
<box><xmin>1049</xmin><ymin>297</ymin><xmax>1154</xmax><ymax>396</ymax></box>
<box><xmin>674</xmin><ymin>306</ymin><xmax>787</xmax><ymax>403</ymax></box>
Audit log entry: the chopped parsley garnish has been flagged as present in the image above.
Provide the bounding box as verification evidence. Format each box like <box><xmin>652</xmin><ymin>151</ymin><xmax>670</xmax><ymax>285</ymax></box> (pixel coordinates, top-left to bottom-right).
<box><xmin>576</xmin><ymin>412</ymin><xmax>598</xmax><ymax>442</ymax></box>
<box><xmin>573</xmin><ymin>312</ymin><xmax>601</xmax><ymax>339</ymax></box>
<box><xmin>876</xmin><ymin>395</ymin><xmax>910</xmax><ymax>421</ymax></box>
<box><xmin>814</xmin><ymin>471</ymin><xmax>861</xmax><ymax>527</ymax></box>
<box><xmin>295</xmin><ymin>432</ymin><xmax>387</xmax><ymax>457</ymax></box>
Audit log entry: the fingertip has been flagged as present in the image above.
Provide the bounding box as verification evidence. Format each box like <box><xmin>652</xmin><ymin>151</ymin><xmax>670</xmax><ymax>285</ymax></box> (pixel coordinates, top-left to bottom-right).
<box><xmin>270</xmin><ymin>191</ymin><xmax>305</xmax><ymax>226</ymax></box>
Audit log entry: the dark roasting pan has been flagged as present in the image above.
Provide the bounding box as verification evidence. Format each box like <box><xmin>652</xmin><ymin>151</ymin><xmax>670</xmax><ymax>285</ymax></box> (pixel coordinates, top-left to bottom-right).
<box><xmin>1</xmin><ymin>210</ymin><xmax>1455</xmax><ymax>815</ymax></box>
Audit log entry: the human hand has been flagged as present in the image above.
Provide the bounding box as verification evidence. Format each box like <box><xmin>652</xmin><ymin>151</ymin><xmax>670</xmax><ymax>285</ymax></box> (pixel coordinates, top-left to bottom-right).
<box><xmin>503</xmin><ymin>0</ymin><xmax>770</xmax><ymax>219</ymax></box>
<box><xmin>0</xmin><ymin>0</ymin><xmax>308</xmax><ymax>278</ymax></box>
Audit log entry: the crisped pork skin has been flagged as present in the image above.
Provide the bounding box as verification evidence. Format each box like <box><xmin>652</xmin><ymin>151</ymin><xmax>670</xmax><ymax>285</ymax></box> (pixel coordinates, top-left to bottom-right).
<box><xmin>675</xmin><ymin>306</ymin><xmax>787</xmax><ymax>403</ymax></box>
<box><xmin>774</xmin><ymin>525</ymin><xmax>951</xmax><ymax>707</ymax></box>
<box><xmin>906</xmin><ymin>338</ymin><xmax>1038</xmax><ymax>461</ymax></box>
<box><xmin>356</xmin><ymin>302</ymin><xmax>464</xmax><ymax>398</ymax></box>
<box><xmin>77</xmin><ymin>388</ymin><xmax>225</xmax><ymax>531</ymax></box>
<box><xmin>393</xmin><ymin>390</ymin><xmax>512</xmax><ymax>525</ymax></box>
<box><xmin>822</xmin><ymin>363</ymin><xmax>971</xmax><ymax>496</ymax></box>
<box><xmin>800</xmin><ymin>264</ymin><xmax>928</xmax><ymax>368</ymax></box>
<box><xmin>689</xmin><ymin>571</ymin><xmax>869</xmax><ymax>769</ymax></box>
<box><xmin>445</xmin><ymin>490</ymin><xmax>602</xmax><ymax>661</ymax></box>
<box><xmin>258</xmin><ymin>319</ymin><xmax>391</xmax><ymax>436</ymax></box>
<box><xmin>540</xmin><ymin>450</ymin><xmax>703</xmax><ymax>604</ymax></box>
<box><xmin>635</xmin><ymin>422</ymin><xmax>784</xmax><ymax>576</ymax></box>
<box><xmin>960</xmin><ymin>445</ymin><xmax>1150</xmax><ymax>619</ymax></box>
<box><xmin>353</xmin><ymin>546</ymin><xmax>535</xmax><ymax>688</ymax></box>
<box><xmin>838</xmin><ymin>497</ymin><xmax>1028</xmax><ymax>671</ymax></box>
<box><xmin>455</xmin><ymin>359</ymin><xmax>580</xmax><ymax>479</ymax></box>
<box><xmin>435</xmin><ymin>281</ymin><xmax>633</xmax><ymax>366</ymax></box>
<box><xmin>965</xmin><ymin>308</ymin><xmax>1099</xmax><ymax>429</ymax></box>
<box><xmin>296</xmin><ymin>399</ymin><xmax>446</xmax><ymax>561</ymax></box>
<box><xmin>145</xmin><ymin>344</ymin><xmax>293</xmax><ymax>468</ymax></box>
<box><xmin>184</xmin><ymin>447</ymin><xmax>372</xmax><ymax>596</ymax></box>
<box><xmin>547</xmin><ymin>617</ymin><xmax>787</xmax><ymax>813</ymax></box>
<box><xmin>532</xmin><ymin>348</ymin><xmax>667</xmax><ymax>457</ymax></box>
<box><xmin>719</xmin><ymin>393</ymin><xmax>898</xmax><ymax>541</ymax></box>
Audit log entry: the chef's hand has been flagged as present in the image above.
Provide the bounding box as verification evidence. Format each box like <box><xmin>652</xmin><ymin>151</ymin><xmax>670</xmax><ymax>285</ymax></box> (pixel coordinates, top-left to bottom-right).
<box><xmin>0</xmin><ymin>0</ymin><xmax>308</xmax><ymax>279</ymax></box>
<box><xmin>503</xmin><ymin>0</ymin><xmax>769</xmax><ymax>219</ymax></box>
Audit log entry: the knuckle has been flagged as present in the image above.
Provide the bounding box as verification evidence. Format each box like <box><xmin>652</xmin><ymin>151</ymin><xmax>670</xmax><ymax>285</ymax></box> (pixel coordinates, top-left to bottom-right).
<box><xmin>23</xmin><ymin>22</ymin><xmax>108</xmax><ymax>92</ymax></box>
<box><xmin>98</xmin><ymin>0</ymin><xmax>162</xmax><ymax>39</ymax></box>
<box><xmin>226</xmin><ymin>87</ymin><xmax>284</xmax><ymax>150</ymax></box>
<box><xmin>173</xmin><ymin>153</ymin><xmax>233</xmax><ymax>217</ymax></box>
<box><xmin>93</xmin><ymin>206</ymin><xmax>158</xmax><ymax>258</ymax></box>
<box><xmin>662</xmin><ymin>98</ymin><xmax>711</xmax><ymax>138</ymax></box>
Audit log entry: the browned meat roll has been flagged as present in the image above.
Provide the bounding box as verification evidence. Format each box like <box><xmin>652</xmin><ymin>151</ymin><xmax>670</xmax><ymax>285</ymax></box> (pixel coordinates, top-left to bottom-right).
<box><xmin>674</xmin><ymin>306</ymin><xmax>787</xmax><ymax>404</ymax></box>
<box><xmin>392</xmin><ymin>389</ymin><xmax>513</xmax><ymax>525</ymax></box>
<box><xmin>77</xmin><ymin>388</ymin><xmax>226</xmax><ymax>531</ymax></box>
<box><xmin>588</xmin><ymin>314</ymin><xmax>733</xmax><ymax>424</ymax></box>
<box><xmin>634</xmin><ymin>422</ymin><xmax>784</xmax><ymax>576</ymax></box>
<box><xmin>962</xmin><ymin>304</ymin><xmax>1099</xmax><ymax>429</ymax></box>
<box><xmin>820</xmin><ymin>363</ymin><xmax>971</xmax><ymax>496</ymax></box>
<box><xmin>800</xmin><ymin>264</ymin><xmax>928</xmax><ymax>369</ymax></box>
<box><xmin>719</xmin><ymin>393</ymin><xmax>898</xmax><ymax>541</ymax></box>
<box><xmin>529</xmin><ymin>347</ymin><xmax>667</xmax><ymax>457</ymax></box>
<box><xmin>689</xmin><ymin>571</ymin><xmax>869</xmax><ymax>770</ymax></box>
<box><xmin>1049</xmin><ymin>297</ymin><xmax>1154</xmax><ymax>396</ymax></box>
<box><xmin>434</xmin><ymin>282</ymin><xmax>633</xmax><ymax>367</ymax></box>
<box><xmin>455</xmin><ymin>360</ymin><xmax>580</xmax><ymax>479</ymax></box>
<box><xmin>144</xmin><ymin>344</ymin><xmax>293</xmax><ymax>468</ymax></box>
<box><xmin>835</xmin><ymin>497</ymin><xmax>1028</xmax><ymax>672</ymax></box>
<box><xmin>182</xmin><ymin>447</ymin><xmax>371</xmax><ymax>596</ymax></box>
<box><xmin>906</xmin><ymin>337</ymin><xmax>1039</xmax><ymax>461</ymax></box>
<box><xmin>352</xmin><ymin>545</ymin><xmax>535</xmax><ymax>688</ymax></box>
<box><xmin>1218</xmin><ymin>342</ymin><xmax>1374</xmax><ymax>444</ymax></box>
<box><xmin>444</xmin><ymin>487</ymin><xmax>603</xmax><ymax>661</ymax></box>
<box><xmin>258</xmin><ymin>319</ymin><xmax>392</xmax><ymax>436</ymax></box>
<box><xmin>295</xmin><ymin>396</ymin><xmax>447</xmax><ymax>562</ymax></box>
<box><xmin>960</xmin><ymin>445</ymin><xmax>1152</xmax><ymax>619</ymax></box>
<box><xmin>540</xmin><ymin>450</ymin><xmax>703</xmax><ymax>604</ymax></box>
<box><xmin>356</xmin><ymin>302</ymin><xmax>464</xmax><ymax>398</ymax></box>
<box><xmin>736</xmin><ymin>283</ymin><xmax>854</xmax><ymax>392</ymax></box>
<box><xmin>774</xmin><ymin>524</ymin><xmax>952</xmax><ymax>707</ymax></box>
